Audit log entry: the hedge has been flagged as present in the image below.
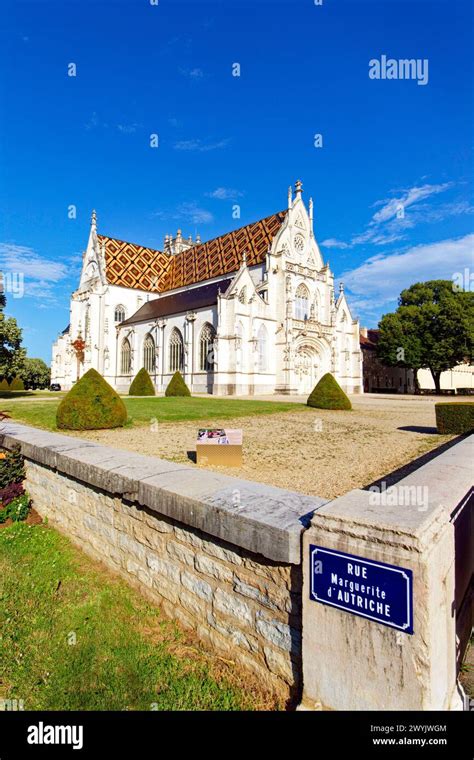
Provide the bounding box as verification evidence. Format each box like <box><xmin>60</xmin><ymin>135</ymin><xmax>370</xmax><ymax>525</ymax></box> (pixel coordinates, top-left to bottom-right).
<box><xmin>56</xmin><ymin>369</ymin><xmax>127</xmax><ymax>430</ymax></box>
<box><xmin>10</xmin><ymin>377</ymin><xmax>25</xmax><ymax>391</ymax></box>
<box><xmin>165</xmin><ymin>371</ymin><xmax>191</xmax><ymax>397</ymax></box>
<box><xmin>307</xmin><ymin>373</ymin><xmax>352</xmax><ymax>410</ymax></box>
<box><xmin>129</xmin><ymin>368</ymin><xmax>155</xmax><ymax>396</ymax></box>
<box><xmin>0</xmin><ymin>379</ymin><xmax>10</xmax><ymax>391</ymax></box>
<box><xmin>435</xmin><ymin>402</ymin><xmax>474</xmax><ymax>435</ymax></box>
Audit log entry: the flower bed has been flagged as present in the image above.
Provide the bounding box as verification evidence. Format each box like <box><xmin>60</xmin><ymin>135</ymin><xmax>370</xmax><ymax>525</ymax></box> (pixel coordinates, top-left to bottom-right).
<box><xmin>0</xmin><ymin>446</ymin><xmax>32</xmax><ymax>525</ymax></box>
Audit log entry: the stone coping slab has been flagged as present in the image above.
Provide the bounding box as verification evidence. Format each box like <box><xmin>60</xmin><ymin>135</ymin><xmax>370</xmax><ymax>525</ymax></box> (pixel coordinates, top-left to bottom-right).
<box><xmin>0</xmin><ymin>421</ymin><xmax>328</xmax><ymax>564</ymax></box>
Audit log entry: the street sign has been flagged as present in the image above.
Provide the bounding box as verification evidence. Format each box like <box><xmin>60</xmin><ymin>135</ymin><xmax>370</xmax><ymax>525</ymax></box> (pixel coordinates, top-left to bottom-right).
<box><xmin>309</xmin><ymin>545</ymin><xmax>414</xmax><ymax>634</ymax></box>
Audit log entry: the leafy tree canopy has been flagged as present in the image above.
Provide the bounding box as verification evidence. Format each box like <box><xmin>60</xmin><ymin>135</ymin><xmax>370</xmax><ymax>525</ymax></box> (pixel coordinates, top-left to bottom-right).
<box><xmin>0</xmin><ymin>291</ymin><xmax>26</xmax><ymax>380</ymax></box>
<box><xmin>19</xmin><ymin>358</ymin><xmax>51</xmax><ymax>389</ymax></box>
<box><xmin>377</xmin><ymin>280</ymin><xmax>474</xmax><ymax>392</ymax></box>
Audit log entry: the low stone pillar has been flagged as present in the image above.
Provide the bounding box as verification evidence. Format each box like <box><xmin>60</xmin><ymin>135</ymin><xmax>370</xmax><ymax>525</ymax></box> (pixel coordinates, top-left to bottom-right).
<box><xmin>301</xmin><ymin>436</ymin><xmax>473</xmax><ymax>711</ymax></box>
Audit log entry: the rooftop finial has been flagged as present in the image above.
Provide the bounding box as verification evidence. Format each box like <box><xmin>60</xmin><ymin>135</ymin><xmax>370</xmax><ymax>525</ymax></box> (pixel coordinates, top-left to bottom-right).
<box><xmin>288</xmin><ymin>185</ymin><xmax>293</xmax><ymax>209</ymax></box>
<box><xmin>309</xmin><ymin>197</ymin><xmax>314</xmax><ymax>237</ymax></box>
<box><xmin>294</xmin><ymin>179</ymin><xmax>303</xmax><ymax>198</ymax></box>
<box><xmin>339</xmin><ymin>282</ymin><xmax>344</xmax><ymax>293</ymax></box>
<box><xmin>91</xmin><ymin>209</ymin><xmax>97</xmax><ymax>230</ymax></box>
<box><xmin>242</xmin><ymin>250</ymin><xmax>247</xmax><ymax>265</ymax></box>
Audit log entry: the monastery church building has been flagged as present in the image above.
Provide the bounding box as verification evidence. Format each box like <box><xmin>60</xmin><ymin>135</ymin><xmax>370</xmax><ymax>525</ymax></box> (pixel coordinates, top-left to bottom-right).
<box><xmin>52</xmin><ymin>181</ymin><xmax>363</xmax><ymax>396</ymax></box>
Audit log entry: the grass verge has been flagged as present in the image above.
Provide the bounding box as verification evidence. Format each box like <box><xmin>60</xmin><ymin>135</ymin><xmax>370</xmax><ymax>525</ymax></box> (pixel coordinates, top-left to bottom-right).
<box><xmin>0</xmin><ymin>396</ymin><xmax>306</xmax><ymax>431</ymax></box>
<box><xmin>0</xmin><ymin>521</ymin><xmax>276</xmax><ymax>710</ymax></box>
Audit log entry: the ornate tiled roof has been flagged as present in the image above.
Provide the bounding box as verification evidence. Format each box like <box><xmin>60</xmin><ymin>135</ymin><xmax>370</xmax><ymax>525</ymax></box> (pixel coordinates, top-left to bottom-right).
<box><xmin>98</xmin><ymin>210</ymin><xmax>287</xmax><ymax>294</ymax></box>
<box><xmin>97</xmin><ymin>235</ymin><xmax>172</xmax><ymax>293</ymax></box>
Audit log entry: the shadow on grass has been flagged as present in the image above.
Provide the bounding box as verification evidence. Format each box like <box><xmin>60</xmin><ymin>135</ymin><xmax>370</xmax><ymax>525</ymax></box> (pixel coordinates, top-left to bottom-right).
<box><xmin>0</xmin><ymin>392</ymin><xmax>36</xmax><ymax>399</ymax></box>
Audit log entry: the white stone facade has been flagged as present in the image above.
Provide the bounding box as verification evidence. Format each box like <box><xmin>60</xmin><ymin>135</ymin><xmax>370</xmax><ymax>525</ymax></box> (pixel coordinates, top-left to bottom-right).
<box><xmin>52</xmin><ymin>182</ymin><xmax>363</xmax><ymax>395</ymax></box>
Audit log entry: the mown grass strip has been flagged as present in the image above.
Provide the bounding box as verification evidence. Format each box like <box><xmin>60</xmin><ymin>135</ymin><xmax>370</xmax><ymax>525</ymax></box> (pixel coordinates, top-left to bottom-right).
<box><xmin>1</xmin><ymin>396</ymin><xmax>307</xmax><ymax>431</ymax></box>
<box><xmin>0</xmin><ymin>522</ymin><xmax>273</xmax><ymax>711</ymax></box>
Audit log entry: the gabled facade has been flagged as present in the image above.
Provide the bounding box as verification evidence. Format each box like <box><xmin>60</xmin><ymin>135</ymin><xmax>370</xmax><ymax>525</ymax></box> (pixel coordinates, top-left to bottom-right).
<box><xmin>52</xmin><ymin>181</ymin><xmax>363</xmax><ymax>396</ymax></box>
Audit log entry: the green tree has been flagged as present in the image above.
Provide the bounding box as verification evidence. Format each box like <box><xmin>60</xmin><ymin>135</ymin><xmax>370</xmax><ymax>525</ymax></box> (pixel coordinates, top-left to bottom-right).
<box><xmin>307</xmin><ymin>373</ymin><xmax>352</xmax><ymax>410</ymax></box>
<box><xmin>0</xmin><ymin>292</ymin><xmax>26</xmax><ymax>380</ymax></box>
<box><xmin>57</xmin><ymin>369</ymin><xmax>127</xmax><ymax>430</ymax></box>
<box><xmin>377</xmin><ymin>280</ymin><xmax>474</xmax><ymax>394</ymax></box>
<box><xmin>19</xmin><ymin>358</ymin><xmax>51</xmax><ymax>389</ymax></box>
<box><xmin>165</xmin><ymin>371</ymin><xmax>191</xmax><ymax>397</ymax></box>
<box><xmin>129</xmin><ymin>368</ymin><xmax>155</xmax><ymax>396</ymax></box>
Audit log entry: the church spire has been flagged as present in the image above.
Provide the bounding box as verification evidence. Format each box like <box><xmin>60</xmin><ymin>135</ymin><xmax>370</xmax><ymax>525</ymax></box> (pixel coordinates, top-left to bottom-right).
<box><xmin>294</xmin><ymin>179</ymin><xmax>303</xmax><ymax>199</ymax></box>
<box><xmin>91</xmin><ymin>209</ymin><xmax>97</xmax><ymax>233</ymax></box>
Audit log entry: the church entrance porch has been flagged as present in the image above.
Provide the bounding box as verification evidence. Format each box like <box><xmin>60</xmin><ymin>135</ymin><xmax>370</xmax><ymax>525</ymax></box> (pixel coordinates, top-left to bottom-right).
<box><xmin>294</xmin><ymin>345</ymin><xmax>320</xmax><ymax>395</ymax></box>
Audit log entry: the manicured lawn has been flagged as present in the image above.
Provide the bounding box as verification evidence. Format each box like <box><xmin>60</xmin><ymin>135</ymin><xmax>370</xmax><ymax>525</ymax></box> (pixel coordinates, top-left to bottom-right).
<box><xmin>0</xmin><ymin>391</ymin><xmax>65</xmax><ymax>399</ymax></box>
<box><xmin>0</xmin><ymin>396</ymin><xmax>306</xmax><ymax>431</ymax></box>
<box><xmin>0</xmin><ymin>521</ymin><xmax>272</xmax><ymax>710</ymax></box>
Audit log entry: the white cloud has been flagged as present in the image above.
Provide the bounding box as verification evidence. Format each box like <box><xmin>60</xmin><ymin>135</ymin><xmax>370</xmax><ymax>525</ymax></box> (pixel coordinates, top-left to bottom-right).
<box><xmin>370</xmin><ymin>182</ymin><xmax>453</xmax><ymax>225</ymax></box>
<box><xmin>84</xmin><ymin>112</ymin><xmax>104</xmax><ymax>130</ymax></box>
<box><xmin>206</xmin><ymin>187</ymin><xmax>243</xmax><ymax>200</ymax></box>
<box><xmin>151</xmin><ymin>202</ymin><xmax>214</xmax><ymax>225</ymax></box>
<box><xmin>341</xmin><ymin>233</ymin><xmax>474</xmax><ymax>309</ymax></box>
<box><xmin>326</xmin><ymin>181</ymin><xmax>468</xmax><ymax>250</ymax></box>
<box><xmin>117</xmin><ymin>123</ymin><xmax>140</xmax><ymax>134</ymax></box>
<box><xmin>0</xmin><ymin>243</ymin><xmax>71</xmax><ymax>302</ymax></box>
<box><xmin>179</xmin><ymin>67</ymin><xmax>204</xmax><ymax>80</ymax></box>
<box><xmin>320</xmin><ymin>238</ymin><xmax>350</xmax><ymax>249</ymax></box>
<box><xmin>174</xmin><ymin>138</ymin><xmax>230</xmax><ymax>152</ymax></box>
<box><xmin>177</xmin><ymin>202</ymin><xmax>213</xmax><ymax>224</ymax></box>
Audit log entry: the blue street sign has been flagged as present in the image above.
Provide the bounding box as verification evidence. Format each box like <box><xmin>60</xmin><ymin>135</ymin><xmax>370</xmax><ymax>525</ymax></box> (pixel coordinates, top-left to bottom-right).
<box><xmin>309</xmin><ymin>545</ymin><xmax>414</xmax><ymax>634</ymax></box>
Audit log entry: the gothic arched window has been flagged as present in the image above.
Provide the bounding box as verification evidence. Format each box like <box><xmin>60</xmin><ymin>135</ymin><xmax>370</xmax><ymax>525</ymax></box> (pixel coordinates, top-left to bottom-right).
<box><xmin>199</xmin><ymin>323</ymin><xmax>216</xmax><ymax>371</ymax></box>
<box><xmin>169</xmin><ymin>328</ymin><xmax>184</xmax><ymax>373</ymax></box>
<box><xmin>257</xmin><ymin>324</ymin><xmax>268</xmax><ymax>372</ymax></box>
<box><xmin>120</xmin><ymin>338</ymin><xmax>131</xmax><ymax>375</ymax></box>
<box><xmin>143</xmin><ymin>334</ymin><xmax>156</xmax><ymax>374</ymax></box>
<box><xmin>295</xmin><ymin>284</ymin><xmax>309</xmax><ymax>321</ymax></box>
<box><xmin>115</xmin><ymin>305</ymin><xmax>126</xmax><ymax>323</ymax></box>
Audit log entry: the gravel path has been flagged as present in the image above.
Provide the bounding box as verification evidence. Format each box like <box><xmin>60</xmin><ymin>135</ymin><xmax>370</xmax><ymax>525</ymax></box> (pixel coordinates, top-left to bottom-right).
<box><xmin>70</xmin><ymin>395</ymin><xmax>454</xmax><ymax>499</ymax></box>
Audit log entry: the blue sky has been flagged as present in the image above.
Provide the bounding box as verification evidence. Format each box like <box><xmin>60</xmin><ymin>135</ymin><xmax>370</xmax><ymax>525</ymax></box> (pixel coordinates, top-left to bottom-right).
<box><xmin>0</xmin><ymin>0</ymin><xmax>472</xmax><ymax>363</ymax></box>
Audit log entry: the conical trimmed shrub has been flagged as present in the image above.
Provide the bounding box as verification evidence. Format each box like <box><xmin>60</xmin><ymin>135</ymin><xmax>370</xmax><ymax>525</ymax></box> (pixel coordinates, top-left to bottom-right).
<box><xmin>165</xmin><ymin>371</ymin><xmax>191</xmax><ymax>397</ymax></box>
<box><xmin>307</xmin><ymin>373</ymin><xmax>352</xmax><ymax>410</ymax></box>
<box><xmin>129</xmin><ymin>368</ymin><xmax>155</xmax><ymax>396</ymax></box>
<box><xmin>10</xmin><ymin>377</ymin><xmax>25</xmax><ymax>391</ymax></box>
<box><xmin>56</xmin><ymin>368</ymin><xmax>127</xmax><ymax>430</ymax></box>
<box><xmin>0</xmin><ymin>378</ymin><xmax>10</xmax><ymax>392</ymax></box>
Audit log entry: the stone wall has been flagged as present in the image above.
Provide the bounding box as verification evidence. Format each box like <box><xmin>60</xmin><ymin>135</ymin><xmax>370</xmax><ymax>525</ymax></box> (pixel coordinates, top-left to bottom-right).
<box><xmin>1</xmin><ymin>422</ymin><xmax>327</xmax><ymax>702</ymax></box>
<box><xmin>301</xmin><ymin>434</ymin><xmax>473</xmax><ymax>711</ymax></box>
